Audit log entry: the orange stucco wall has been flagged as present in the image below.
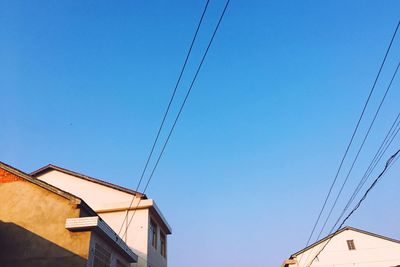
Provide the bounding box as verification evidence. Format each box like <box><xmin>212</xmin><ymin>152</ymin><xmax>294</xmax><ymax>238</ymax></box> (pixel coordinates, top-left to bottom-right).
<box><xmin>0</xmin><ymin>171</ymin><xmax>91</xmax><ymax>267</ymax></box>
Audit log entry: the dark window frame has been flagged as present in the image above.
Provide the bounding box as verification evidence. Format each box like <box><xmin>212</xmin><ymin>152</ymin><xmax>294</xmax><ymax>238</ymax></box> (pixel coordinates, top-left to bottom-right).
<box><xmin>116</xmin><ymin>259</ymin><xmax>128</xmax><ymax>267</ymax></box>
<box><xmin>150</xmin><ymin>218</ymin><xmax>158</xmax><ymax>249</ymax></box>
<box><xmin>160</xmin><ymin>231</ymin><xmax>167</xmax><ymax>258</ymax></box>
<box><xmin>93</xmin><ymin>243</ymin><xmax>111</xmax><ymax>267</ymax></box>
<box><xmin>346</xmin><ymin>239</ymin><xmax>356</xmax><ymax>250</ymax></box>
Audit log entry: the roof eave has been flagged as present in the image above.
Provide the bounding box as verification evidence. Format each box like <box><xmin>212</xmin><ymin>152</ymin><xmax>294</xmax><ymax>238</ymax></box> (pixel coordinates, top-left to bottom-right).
<box><xmin>291</xmin><ymin>226</ymin><xmax>400</xmax><ymax>258</ymax></box>
<box><xmin>31</xmin><ymin>164</ymin><xmax>147</xmax><ymax>198</ymax></box>
<box><xmin>65</xmin><ymin>216</ymin><xmax>138</xmax><ymax>263</ymax></box>
<box><xmin>0</xmin><ymin>161</ymin><xmax>82</xmax><ymax>203</ymax></box>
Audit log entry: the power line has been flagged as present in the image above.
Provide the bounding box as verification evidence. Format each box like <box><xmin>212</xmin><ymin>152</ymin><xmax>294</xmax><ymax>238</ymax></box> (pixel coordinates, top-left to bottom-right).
<box><xmin>121</xmin><ymin>0</ymin><xmax>231</xmax><ymax>239</ymax></box>
<box><xmin>117</xmin><ymin>0</ymin><xmax>211</xmax><ymax>236</ymax></box>
<box><xmin>355</xmin><ymin>114</ymin><xmax>400</xmax><ymax>195</ymax></box>
<box><xmin>305</xmin><ymin>148</ymin><xmax>400</xmax><ymax>267</ymax></box>
<box><xmin>300</xmin><ymin>20</ymin><xmax>400</xmax><ymax>265</ymax></box>
<box><xmin>329</xmin><ymin>111</ymin><xmax>400</xmax><ymax>233</ymax></box>
<box><xmin>301</xmin><ymin>110</ymin><xmax>400</xmax><ymax>266</ymax></box>
<box><xmin>349</xmin><ymin>116</ymin><xmax>400</xmax><ymax>204</ymax></box>
<box><xmin>302</xmin><ymin>19</ymin><xmax>400</xmax><ymax>254</ymax></box>
<box><xmin>315</xmin><ymin>59</ymin><xmax>400</xmax><ymax>240</ymax></box>
<box><xmin>300</xmin><ymin>114</ymin><xmax>400</xmax><ymax>267</ymax></box>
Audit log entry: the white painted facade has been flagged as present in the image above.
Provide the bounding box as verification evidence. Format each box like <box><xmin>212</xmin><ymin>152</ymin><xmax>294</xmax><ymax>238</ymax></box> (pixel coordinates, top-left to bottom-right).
<box><xmin>282</xmin><ymin>227</ymin><xmax>400</xmax><ymax>267</ymax></box>
<box><xmin>32</xmin><ymin>166</ymin><xmax>171</xmax><ymax>267</ymax></box>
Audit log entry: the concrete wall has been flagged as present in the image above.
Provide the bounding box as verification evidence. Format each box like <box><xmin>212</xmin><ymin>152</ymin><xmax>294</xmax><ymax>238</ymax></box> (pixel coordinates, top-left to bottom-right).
<box><xmin>0</xmin><ymin>179</ymin><xmax>91</xmax><ymax>267</ymax></box>
<box><xmin>37</xmin><ymin>169</ymin><xmax>169</xmax><ymax>267</ymax></box>
<box><xmin>99</xmin><ymin>209</ymin><xmax>150</xmax><ymax>267</ymax></box>
<box><xmin>147</xmin><ymin>212</ymin><xmax>168</xmax><ymax>267</ymax></box>
<box><xmin>88</xmin><ymin>231</ymin><xmax>131</xmax><ymax>267</ymax></box>
<box><xmin>294</xmin><ymin>229</ymin><xmax>400</xmax><ymax>267</ymax></box>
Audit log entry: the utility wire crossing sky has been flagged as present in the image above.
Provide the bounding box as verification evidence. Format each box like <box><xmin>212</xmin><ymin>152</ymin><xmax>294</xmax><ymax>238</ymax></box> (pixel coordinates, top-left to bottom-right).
<box><xmin>1</xmin><ymin>1</ymin><xmax>400</xmax><ymax>266</ymax></box>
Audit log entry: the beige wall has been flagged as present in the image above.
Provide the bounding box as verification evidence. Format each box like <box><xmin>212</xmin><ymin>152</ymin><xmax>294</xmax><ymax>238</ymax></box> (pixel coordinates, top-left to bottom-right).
<box><xmin>99</xmin><ymin>209</ymin><xmax>150</xmax><ymax>267</ymax></box>
<box><xmin>0</xmin><ymin>180</ymin><xmax>91</xmax><ymax>267</ymax></box>
<box><xmin>37</xmin><ymin>170</ymin><xmax>135</xmax><ymax>210</ymax></box>
<box><xmin>294</xmin><ymin>229</ymin><xmax>400</xmax><ymax>267</ymax></box>
<box><xmin>37</xmin><ymin>169</ymin><xmax>169</xmax><ymax>267</ymax></box>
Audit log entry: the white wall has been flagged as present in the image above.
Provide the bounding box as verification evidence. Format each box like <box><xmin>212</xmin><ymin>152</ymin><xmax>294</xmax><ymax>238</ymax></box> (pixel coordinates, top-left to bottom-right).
<box><xmin>294</xmin><ymin>229</ymin><xmax>400</xmax><ymax>267</ymax></box>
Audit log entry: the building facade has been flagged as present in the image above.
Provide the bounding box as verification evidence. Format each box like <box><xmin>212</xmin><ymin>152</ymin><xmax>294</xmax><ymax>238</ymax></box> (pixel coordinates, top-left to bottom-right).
<box><xmin>282</xmin><ymin>226</ymin><xmax>400</xmax><ymax>267</ymax></box>
<box><xmin>0</xmin><ymin>162</ymin><xmax>137</xmax><ymax>267</ymax></box>
<box><xmin>31</xmin><ymin>164</ymin><xmax>171</xmax><ymax>267</ymax></box>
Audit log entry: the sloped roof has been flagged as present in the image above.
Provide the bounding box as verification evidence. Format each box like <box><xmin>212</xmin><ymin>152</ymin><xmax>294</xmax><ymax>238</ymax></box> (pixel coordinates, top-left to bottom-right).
<box><xmin>292</xmin><ymin>226</ymin><xmax>400</xmax><ymax>257</ymax></box>
<box><xmin>31</xmin><ymin>164</ymin><xmax>146</xmax><ymax>198</ymax></box>
<box><xmin>0</xmin><ymin>161</ymin><xmax>138</xmax><ymax>263</ymax></box>
<box><xmin>30</xmin><ymin>164</ymin><xmax>172</xmax><ymax>235</ymax></box>
<box><xmin>0</xmin><ymin>161</ymin><xmax>86</xmax><ymax>206</ymax></box>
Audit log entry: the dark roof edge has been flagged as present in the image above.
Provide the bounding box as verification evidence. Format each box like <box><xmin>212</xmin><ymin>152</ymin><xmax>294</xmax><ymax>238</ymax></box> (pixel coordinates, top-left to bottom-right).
<box><xmin>31</xmin><ymin>164</ymin><xmax>147</xmax><ymax>199</ymax></box>
<box><xmin>291</xmin><ymin>226</ymin><xmax>400</xmax><ymax>258</ymax></box>
<box><xmin>149</xmin><ymin>204</ymin><xmax>172</xmax><ymax>235</ymax></box>
<box><xmin>0</xmin><ymin>161</ymin><xmax>97</xmax><ymax>217</ymax></box>
<box><xmin>65</xmin><ymin>216</ymin><xmax>138</xmax><ymax>263</ymax></box>
<box><xmin>0</xmin><ymin>161</ymin><xmax>81</xmax><ymax>202</ymax></box>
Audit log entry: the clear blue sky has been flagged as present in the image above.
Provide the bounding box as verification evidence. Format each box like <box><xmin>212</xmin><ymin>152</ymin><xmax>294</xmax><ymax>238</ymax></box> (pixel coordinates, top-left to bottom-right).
<box><xmin>1</xmin><ymin>1</ymin><xmax>400</xmax><ymax>266</ymax></box>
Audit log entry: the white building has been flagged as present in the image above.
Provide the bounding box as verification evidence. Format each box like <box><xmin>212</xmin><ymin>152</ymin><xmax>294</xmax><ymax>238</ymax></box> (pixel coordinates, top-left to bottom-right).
<box><xmin>31</xmin><ymin>164</ymin><xmax>171</xmax><ymax>267</ymax></box>
<box><xmin>282</xmin><ymin>226</ymin><xmax>400</xmax><ymax>267</ymax></box>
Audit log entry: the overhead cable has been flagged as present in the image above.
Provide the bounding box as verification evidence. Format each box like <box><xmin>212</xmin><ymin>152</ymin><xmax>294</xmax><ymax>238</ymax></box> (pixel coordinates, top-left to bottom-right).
<box><xmin>303</xmin><ymin>19</ymin><xmax>400</xmax><ymax>251</ymax></box>
<box><xmin>305</xmin><ymin>148</ymin><xmax>400</xmax><ymax>267</ymax></box>
<box><xmin>117</xmin><ymin>0</ymin><xmax>211</xmax><ymax>236</ymax></box>
<box><xmin>122</xmin><ymin>0</ymin><xmax>231</xmax><ymax>239</ymax></box>
<box><xmin>315</xmin><ymin>60</ymin><xmax>400</xmax><ymax>240</ymax></box>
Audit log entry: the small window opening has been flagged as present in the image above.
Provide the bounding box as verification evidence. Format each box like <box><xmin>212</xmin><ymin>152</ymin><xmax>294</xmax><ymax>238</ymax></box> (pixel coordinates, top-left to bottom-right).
<box><xmin>116</xmin><ymin>259</ymin><xmax>128</xmax><ymax>267</ymax></box>
<box><xmin>160</xmin><ymin>231</ymin><xmax>167</xmax><ymax>257</ymax></box>
<box><xmin>93</xmin><ymin>243</ymin><xmax>111</xmax><ymax>267</ymax></box>
<box><xmin>346</xmin><ymin>239</ymin><xmax>356</xmax><ymax>250</ymax></box>
<box><xmin>150</xmin><ymin>218</ymin><xmax>158</xmax><ymax>249</ymax></box>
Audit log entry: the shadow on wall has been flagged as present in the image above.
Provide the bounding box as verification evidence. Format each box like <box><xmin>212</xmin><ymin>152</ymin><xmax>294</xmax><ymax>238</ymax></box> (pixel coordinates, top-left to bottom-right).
<box><xmin>0</xmin><ymin>220</ymin><xmax>87</xmax><ymax>267</ymax></box>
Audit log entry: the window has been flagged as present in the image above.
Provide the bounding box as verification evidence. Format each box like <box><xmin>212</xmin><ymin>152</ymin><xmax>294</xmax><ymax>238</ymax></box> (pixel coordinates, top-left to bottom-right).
<box><xmin>116</xmin><ymin>259</ymin><xmax>128</xmax><ymax>267</ymax></box>
<box><xmin>347</xmin><ymin>239</ymin><xmax>356</xmax><ymax>250</ymax></box>
<box><xmin>150</xmin><ymin>218</ymin><xmax>158</xmax><ymax>249</ymax></box>
<box><xmin>160</xmin><ymin>231</ymin><xmax>167</xmax><ymax>257</ymax></box>
<box><xmin>93</xmin><ymin>243</ymin><xmax>111</xmax><ymax>267</ymax></box>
